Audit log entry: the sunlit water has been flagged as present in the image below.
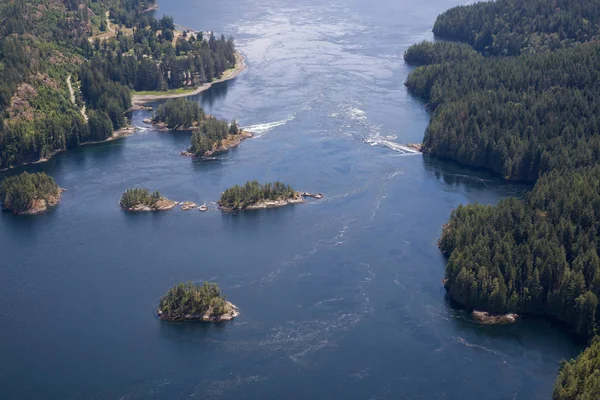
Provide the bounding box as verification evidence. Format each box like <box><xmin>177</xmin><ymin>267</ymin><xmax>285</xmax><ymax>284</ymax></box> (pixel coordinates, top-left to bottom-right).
<box><xmin>0</xmin><ymin>0</ymin><xmax>583</xmax><ymax>398</ymax></box>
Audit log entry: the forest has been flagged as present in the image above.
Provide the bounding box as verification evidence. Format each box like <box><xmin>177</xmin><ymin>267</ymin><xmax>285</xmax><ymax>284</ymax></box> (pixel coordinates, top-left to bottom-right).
<box><xmin>432</xmin><ymin>0</ymin><xmax>600</xmax><ymax>56</ymax></box>
<box><xmin>152</xmin><ymin>98</ymin><xmax>240</xmax><ymax>156</ymax></box>
<box><xmin>157</xmin><ymin>281</ymin><xmax>227</xmax><ymax>320</ymax></box>
<box><xmin>0</xmin><ymin>172</ymin><xmax>60</xmax><ymax>214</ymax></box>
<box><xmin>407</xmin><ymin>1</ymin><xmax>600</xmax><ymax>398</ymax></box>
<box><xmin>0</xmin><ymin>0</ymin><xmax>237</xmax><ymax>170</ymax></box>
<box><xmin>219</xmin><ymin>181</ymin><xmax>296</xmax><ymax>210</ymax></box>
<box><xmin>119</xmin><ymin>187</ymin><xmax>161</xmax><ymax>209</ymax></box>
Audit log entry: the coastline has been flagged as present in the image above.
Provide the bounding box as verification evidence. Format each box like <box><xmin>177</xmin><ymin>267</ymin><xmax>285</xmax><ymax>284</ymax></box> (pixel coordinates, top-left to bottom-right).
<box><xmin>0</xmin><ymin>126</ymin><xmax>138</xmax><ymax>173</ymax></box>
<box><xmin>131</xmin><ymin>52</ymin><xmax>247</xmax><ymax>105</ymax></box>
<box><xmin>157</xmin><ymin>301</ymin><xmax>239</xmax><ymax>322</ymax></box>
<box><xmin>181</xmin><ymin>130</ymin><xmax>254</xmax><ymax>157</ymax></box>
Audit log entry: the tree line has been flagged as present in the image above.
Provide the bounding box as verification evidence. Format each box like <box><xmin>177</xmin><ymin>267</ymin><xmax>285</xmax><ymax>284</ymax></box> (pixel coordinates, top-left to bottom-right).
<box><xmin>119</xmin><ymin>187</ymin><xmax>161</xmax><ymax>209</ymax></box>
<box><xmin>158</xmin><ymin>281</ymin><xmax>227</xmax><ymax>320</ymax></box>
<box><xmin>219</xmin><ymin>181</ymin><xmax>296</xmax><ymax>210</ymax></box>
<box><xmin>0</xmin><ymin>0</ymin><xmax>238</xmax><ymax>170</ymax></box>
<box><xmin>405</xmin><ymin>1</ymin><xmax>600</xmax><ymax>398</ymax></box>
<box><xmin>433</xmin><ymin>0</ymin><xmax>600</xmax><ymax>56</ymax></box>
<box><xmin>0</xmin><ymin>172</ymin><xmax>59</xmax><ymax>213</ymax></box>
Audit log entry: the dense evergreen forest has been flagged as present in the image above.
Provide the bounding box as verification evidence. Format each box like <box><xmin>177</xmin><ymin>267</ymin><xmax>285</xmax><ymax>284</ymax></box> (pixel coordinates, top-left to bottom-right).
<box><xmin>433</xmin><ymin>0</ymin><xmax>600</xmax><ymax>56</ymax></box>
<box><xmin>157</xmin><ymin>282</ymin><xmax>228</xmax><ymax>320</ymax></box>
<box><xmin>554</xmin><ymin>337</ymin><xmax>600</xmax><ymax>399</ymax></box>
<box><xmin>219</xmin><ymin>181</ymin><xmax>296</xmax><ymax>210</ymax></box>
<box><xmin>404</xmin><ymin>1</ymin><xmax>600</xmax><ymax>398</ymax></box>
<box><xmin>0</xmin><ymin>0</ymin><xmax>236</xmax><ymax>170</ymax></box>
<box><xmin>152</xmin><ymin>98</ymin><xmax>240</xmax><ymax>156</ymax></box>
<box><xmin>119</xmin><ymin>187</ymin><xmax>161</xmax><ymax>209</ymax></box>
<box><xmin>0</xmin><ymin>172</ymin><xmax>60</xmax><ymax>213</ymax></box>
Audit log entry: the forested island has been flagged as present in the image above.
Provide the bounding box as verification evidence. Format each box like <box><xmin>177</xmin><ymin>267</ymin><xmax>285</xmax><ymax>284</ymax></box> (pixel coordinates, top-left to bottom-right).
<box><xmin>0</xmin><ymin>172</ymin><xmax>62</xmax><ymax>215</ymax></box>
<box><xmin>157</xmin><ymin>281</ymin><xmax>238</xmax><ymax>322</ymax></box>
<box><xmin>151</xmin><ymin>99</ymin><xmax>252</xmax><ymax>157</ymax></box>
<box><xmin>119</xmin><ymin>188</ymin><xmax>176</xmax><ymax>212</ymax></box>
<box><xmin>0</xmin><ymin>0</ymin><xmax>240</xmax><ymax>170</ymax></box>
<box><xmin>218</xmin><ymin>181</ymin><xmax>303</xmax><ymax>211</ymax></box>
<box><xmin>404</xmin><ymin>1</ymin><xmax>600</xmax><ymax>398</ymax></box>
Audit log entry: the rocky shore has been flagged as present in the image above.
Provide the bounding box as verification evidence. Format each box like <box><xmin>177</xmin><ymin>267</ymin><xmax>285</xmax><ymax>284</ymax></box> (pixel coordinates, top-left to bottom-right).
<box><xmin>472</xmin><ymin>311</ymin><xmax>518</xmax><ymax>325</ymax></box>
<box><xmin>157</xmin><ymin>301</ymin><xmax>239</xmax><ymax>322</ymax></box>
<box><xmin>15</xmin><ymin>188</ymin><xmax>65</xmax><ymax>215</ymax></box>
<box><xmin>181</xmin><ymin>130</ymin><xmax>254</xmax><ymax>157</ymax></box>
<box><xmin>219</xmin><ymin>191</ymin><xmax>323</xmax><ymax>212</ymax></box>
<box><xmin>122</xmin><ymin>198</ymin><xmax>177</xmax><ymax>212</ymax></box>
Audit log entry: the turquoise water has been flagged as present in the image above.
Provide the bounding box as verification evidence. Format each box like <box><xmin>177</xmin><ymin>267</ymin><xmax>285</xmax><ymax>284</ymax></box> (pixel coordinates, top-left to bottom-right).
<box><xmin>0</xmin><ymin>0</ymin><xmax>583</xmax><ymax>398</ymax></box>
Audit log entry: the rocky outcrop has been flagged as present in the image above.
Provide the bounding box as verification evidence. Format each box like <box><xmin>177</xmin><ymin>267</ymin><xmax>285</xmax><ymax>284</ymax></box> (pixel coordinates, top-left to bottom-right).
<box><xmin>122</xmin><ymin>198</ymin><xmax>178</xmax><ymax>212</ymax></box>
<box><xmin>180</xmin><ymin>201</ymin><xmax>198</xmax><ymax>211</ymax></box>
<box><xmin>157</xmin><ymin>301</ymin><xmax>239</xmax><ymax>322</ymax></box>
<box><xmin>16</xmin><ymin>188</ymin><xmax>64</xmax><ymax>215</ymax></box>
<box><xmin>472</xmin><ymin>311</ymin><xmax>518</xmax><ymax>324</ymax></box>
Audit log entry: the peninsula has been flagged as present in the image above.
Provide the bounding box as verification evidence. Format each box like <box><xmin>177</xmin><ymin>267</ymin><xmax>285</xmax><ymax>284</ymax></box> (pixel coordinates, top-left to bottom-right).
<box><xmin>218</xmin><ymin>181</ymin><xmax>322</xmax><ymax>211</ymax></box>
<box><xmin>119</xmin><ymin>188</ymin><xmax>177</xmax><ymax>212</ymax></box>
<box><xmin>157</xmin><ymin>281</ymin><xmax>239</xmax><ymax>322</ymax></box>
<box><xmin>131</xmin><ymin>52</ymin><xmax>247</xmax><ymax>105</ymax></box>
<box><xmin>0</xmin><ymin>172</ymin><xmax>63</xmax><ymax>215</ymax></box>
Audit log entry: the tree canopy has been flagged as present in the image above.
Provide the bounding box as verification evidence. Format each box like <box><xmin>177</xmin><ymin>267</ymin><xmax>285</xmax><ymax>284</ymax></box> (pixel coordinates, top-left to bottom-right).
<box><xmin>219</xmin><ymin>181</ymin><xmax>296</xmax><ymax>210</ymax></box>
<box><xmin>0</xmin><ymin>171</ymin><xmax>59</xmax><ymax>213</ymax></box>
<box><xmin>158</xmin><ymin>281</ymin><xmax>227</xmax><ymax>320</ymax></box>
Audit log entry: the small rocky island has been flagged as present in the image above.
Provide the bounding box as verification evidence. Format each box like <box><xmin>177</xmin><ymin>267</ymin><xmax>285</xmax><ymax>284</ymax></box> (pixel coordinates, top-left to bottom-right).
<box><xmin>157</xmin><ymin>281</ymin><xmax>239</xmax><ymax>322</ymax></box>
<box><xmin>149</xmin><ymin>98</ymin><xmax>252</xmax><ymax>157</ymax></box>
<box><xmin>218</xmin><ymin>180</ymin><xmax>322</xmax><ymax>211</ymax></box>
<box><xmin>119</xmin><ymin>188</ymin><xmax>177</xmax><ymax>212</ymax></box>
<box><xmin>0</xmin><ymin>172</ymin><xmax>63</xmax><ymax>215</ymax></box>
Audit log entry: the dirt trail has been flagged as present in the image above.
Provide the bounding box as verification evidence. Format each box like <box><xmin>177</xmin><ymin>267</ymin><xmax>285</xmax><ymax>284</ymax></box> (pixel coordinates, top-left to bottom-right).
<box><xmin>67</xmin><ymin>74</ymin><xmax>88</xmax><ymax>121</ymax></box>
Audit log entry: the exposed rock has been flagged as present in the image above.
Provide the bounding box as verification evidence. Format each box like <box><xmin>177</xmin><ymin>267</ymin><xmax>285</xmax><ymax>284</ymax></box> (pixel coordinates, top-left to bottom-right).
<box><xmin>157</xmin><ymin>301</ymin><xmax>239</xmax><ymax>322</ymax></box>
<box><xmin>301</xmin><ymin>192</ymin><xmax>324</xmax><ymax>199</ymax></box>
<box><xmin>406</xmin><ymin>143</ymin><xmax>423</xmax><ymax>152</ymax></box>
<box><xmin>220</xmin><ymin>192</ymin><xmax>305</xmax><ymax>212</ymax></box>
<box><xmin>15</xmin><ymin>188</ymin><xmax>64</xmax><ymax>215</ymax></box>
<box><xmin>199</xmin><ymin>204</ymin><xmax>209</xmax><ymax>212</ymax></box>
<box><xmin>123</xmin><ymin>198</ymin><xmax>178</xmax><ymax>212</ymax></box>
<box><xmin>180</xmin><ymin>201</ymin><xmax>198</xmax><ymax>211</ymax></box>
<box><xmin>128</xmin><ymin>105</ymin><xmax>153</xmax><ymax>112</ymax></box>
<box><xmin>472</xmin><ymin>311</ymin><xmax>518</xmax><ymax>325</ymax></box>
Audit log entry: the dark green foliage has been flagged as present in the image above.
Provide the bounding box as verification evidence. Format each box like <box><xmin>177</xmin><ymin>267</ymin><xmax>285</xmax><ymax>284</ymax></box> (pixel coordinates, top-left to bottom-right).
<box><xmin>158</xmin><ymin>281</ymin><xmax>227</xmax><ymax>320</ymax></box>
<box><xmin>404</xmin><ymin>41</ymin><xmax>480</xmax><ymax>65</ymax></box>
<box><xmin>0</xmin><ymin>172</ymin><xmax>59</xmax><ymax>213</ymax></box>
<box><xmin>0</xmin><ymin>0</ymin><xmax>236</xmax><ymax>169</ymax></box>
<box><xmin>440</xmin><ymin>167</ymin><xmax>600</xmax><ymax>337</ymax></box>
<box><xmin>433</xmin><ymin>0</ymin><xmax>600</xmax><ymax>56</ymax></box>
<box><xmin>119</xmin><ymin>187</ymin><xmax>161</xmax><ymax>209</ymax></box>
<box><xmin>553</xmin><ymin>337</ymin><xmax>600</xmax><ymax>400</ymax></box>
<box><xmin>189</xmin><ymin>117</ymin><xmax>232</xmax><ymax>156</ymax></box>
<box><xmin>406</xmin><ymin>42</ymin><xmax>600</xmax><ymax>181</ymax></box>
<box><xmin>152</xmin><ymin>98</ymin><xmax>205</xmax><ymax>129</ymax></box>
<box><xmin>219</xmin><ymin>181</ymin><xmax>296</xmax><ymax>210</ymax></box>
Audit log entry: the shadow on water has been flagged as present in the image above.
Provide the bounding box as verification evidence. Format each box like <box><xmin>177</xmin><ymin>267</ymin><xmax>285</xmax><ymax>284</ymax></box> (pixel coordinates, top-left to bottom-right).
<box><xmin>191</xmin><ymin>79</ymin><xmax>232</xmax><ymax>110</ymax></box>
<box><xmin>422</xmin><ymin>155</ymin><xmax>531</xmax><ymax>199</ymax></box>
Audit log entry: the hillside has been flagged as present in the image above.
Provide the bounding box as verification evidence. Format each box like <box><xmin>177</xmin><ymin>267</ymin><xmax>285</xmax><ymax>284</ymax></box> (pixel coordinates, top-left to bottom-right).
<box><xmin>0</xmin><ymin>0</ymin><xmax>236</xmax><ymax>170</ymax></box>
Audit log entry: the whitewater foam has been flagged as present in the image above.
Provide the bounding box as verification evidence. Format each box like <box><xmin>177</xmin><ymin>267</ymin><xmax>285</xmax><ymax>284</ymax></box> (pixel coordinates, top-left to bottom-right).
<box><xmin>243</xmin><ymin>116</ymin><xmax>295</xmax><ymax>138</ymax></box>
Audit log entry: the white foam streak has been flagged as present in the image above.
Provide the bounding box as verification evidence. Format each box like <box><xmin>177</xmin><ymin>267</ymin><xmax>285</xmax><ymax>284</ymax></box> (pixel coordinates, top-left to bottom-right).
<box><xmin>243</xmin><ymin>116</ymin><xmax>295</xmax><ymax>138</ymax></box>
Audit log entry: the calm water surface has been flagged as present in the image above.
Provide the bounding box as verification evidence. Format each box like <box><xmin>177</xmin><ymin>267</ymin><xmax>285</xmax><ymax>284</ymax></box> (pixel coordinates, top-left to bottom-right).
<box><xmin>0</xmin><ymin>0</ymin><xmax>583</xmax><ymax>398</ymax></box>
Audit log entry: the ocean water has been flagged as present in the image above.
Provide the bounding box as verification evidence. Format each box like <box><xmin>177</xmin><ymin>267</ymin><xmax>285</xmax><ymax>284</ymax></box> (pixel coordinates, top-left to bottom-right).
<box><xmin>0</xmin><ymin>0</ymin><xmax>583</xmax><ymax>398</ymax></box>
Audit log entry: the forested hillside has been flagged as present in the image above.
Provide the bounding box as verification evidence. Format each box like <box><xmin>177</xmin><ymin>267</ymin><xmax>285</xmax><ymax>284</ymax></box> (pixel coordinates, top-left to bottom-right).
<box><xmin>0</xmin><ymin>0</ymin><xmax>236</xmax><ymax>170</ymax></box>
<box><xmin>433</xmin><ymin>0</ymin><xmax>600</xmax><ymax>55</ymax></box>
<box><xmin>406</xmin><ymin>42</ymin><xmax>600</xmax><ymax>181</ymax></box>
<box><xmin>404</xmin><ymin>1</ymin><xmax>600</xmax><ymax>398</ymax></box>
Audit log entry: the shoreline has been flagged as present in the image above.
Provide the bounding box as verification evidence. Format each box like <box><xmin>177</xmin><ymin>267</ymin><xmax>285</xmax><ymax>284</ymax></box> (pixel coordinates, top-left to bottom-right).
<box><xmin>157</xmin><ymin>301</ymin><xmax>239</xmax><ymax>322</ymax></box>
<box><xmin>131</xmin><ymin>52</ymin><xmax>247</xmax><ymax>105</ymax></box>
<box><xmin>219</xmin><ymin>191</ymin><xmax>323</xmax><ymax>212</ymax></box>
<box><xmin>181</xmin><ymin>130</ymin><xmax>254</xmax><ymax>158</ymax></box>
<box><xmin>0</xmin><ymin>126</ymin><xmax>138</xmax><ymax>173</ymax></box>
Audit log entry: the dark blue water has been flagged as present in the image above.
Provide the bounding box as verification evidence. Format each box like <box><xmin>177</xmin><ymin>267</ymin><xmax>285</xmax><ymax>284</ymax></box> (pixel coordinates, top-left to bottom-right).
<box><xmin>0</xmin><ymin>0</ymin><xmax>583</xmax><ymax>399</ymax></box>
